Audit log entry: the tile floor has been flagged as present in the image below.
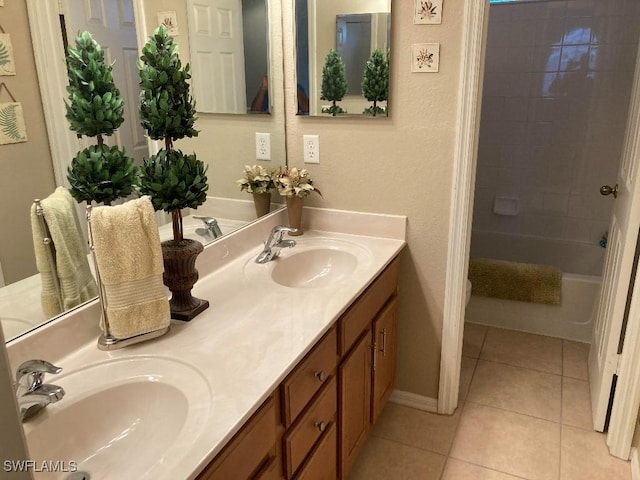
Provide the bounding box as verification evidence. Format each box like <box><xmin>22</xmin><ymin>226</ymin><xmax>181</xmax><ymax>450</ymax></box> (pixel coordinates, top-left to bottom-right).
<box><xmin>349</xmin><ymin>323</ymin><xmax>632</xmax><ymax>480</ymax></box>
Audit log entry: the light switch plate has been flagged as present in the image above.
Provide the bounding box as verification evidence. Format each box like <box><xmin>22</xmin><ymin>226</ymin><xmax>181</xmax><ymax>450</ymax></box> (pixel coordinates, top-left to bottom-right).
<box><xmin>303</xmin><ymin>135</ymin><xmax>320</xmax><ymax>164</ymax></box>
<box><xmin>255</xmin><ymin>132</ymin><xmax>271</xmax><ymax>160</ymax></box>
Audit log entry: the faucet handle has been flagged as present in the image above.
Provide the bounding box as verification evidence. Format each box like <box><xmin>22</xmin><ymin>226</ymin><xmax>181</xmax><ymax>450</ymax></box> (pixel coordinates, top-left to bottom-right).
<box><xmin>271</xmin><ymin>225</ymin><xmax>298</xmax><ymax>241</ymax></box>
<box><xmin>16</xmin><ymin>360</ymin><xmax>62</xmax><ymax>392</ymax></box>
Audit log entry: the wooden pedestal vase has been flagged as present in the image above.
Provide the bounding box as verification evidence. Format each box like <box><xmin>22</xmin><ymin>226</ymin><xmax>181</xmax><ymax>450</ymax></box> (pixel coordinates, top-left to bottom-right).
<box><xmin>286</xmin><ymin>196</ymin><xmax>304</xmax><ymax>236</ymax></box>
<box><xmin>161</xmin><ymin>239</ymin><xmax>209</xmax><ymax>321</ymax></box>
<box><xmin>252</xmin><ymin>192</ymin><xmax>272</xmax><ymax>218</ymax></box>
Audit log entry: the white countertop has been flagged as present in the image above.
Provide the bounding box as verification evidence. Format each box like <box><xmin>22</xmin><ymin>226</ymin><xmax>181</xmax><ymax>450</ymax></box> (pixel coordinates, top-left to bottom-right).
<box><xmin>7</xmin><ymin>207</ymin><xmax>406</xmax><ymax>480</ymax></box>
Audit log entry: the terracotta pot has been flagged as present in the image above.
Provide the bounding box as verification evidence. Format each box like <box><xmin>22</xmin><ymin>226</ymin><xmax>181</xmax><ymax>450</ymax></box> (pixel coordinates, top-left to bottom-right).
<box><xmin>252</xmin><ymin>192</ymin><xmax>272</xmax><ymax>218</ymax></box>
<box><xmin>161</xmin><ymin>239</ymin><xmax>209</xmax><ymax>321</ymax></box>
<box><xmin>286</xmin><ymin>196</ymin><xmax>304</xmax><ymax>236</ymax></box>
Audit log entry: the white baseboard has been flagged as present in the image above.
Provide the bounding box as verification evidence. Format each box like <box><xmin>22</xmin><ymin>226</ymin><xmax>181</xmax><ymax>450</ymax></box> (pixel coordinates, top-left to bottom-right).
<box><xmin>389</xmin><ymin>390</ymin><xmax>439</xmax><ymax>413</ymax></box>
<box><xmin>632</xmin><ymin>447</ymin><xmax>640</xmax><ymax>480</ymax></box>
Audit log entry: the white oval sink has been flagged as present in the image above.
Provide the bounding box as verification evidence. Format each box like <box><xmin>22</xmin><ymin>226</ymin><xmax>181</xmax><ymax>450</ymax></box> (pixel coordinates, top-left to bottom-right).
<box><xmin>272</xmin><ymin>249</ymin><xmax>358</xmax><ymax>288</ymax></box>
<box><xmin>23</xmin><ymin>356</ymin><xmax>211</xmax><ymax>480</ymax></box>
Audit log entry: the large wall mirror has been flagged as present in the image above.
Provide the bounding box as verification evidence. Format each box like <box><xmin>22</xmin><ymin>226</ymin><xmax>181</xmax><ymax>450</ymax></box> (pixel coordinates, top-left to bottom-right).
<box><xmin>1</xmin><ymin>0</ymin><xmax>286</xmax><ymax>343</ymax></box>
<box><xmin>295</xmin><ymin>0</ymin><xmax>391</xmax><ymax>117</ymax></box>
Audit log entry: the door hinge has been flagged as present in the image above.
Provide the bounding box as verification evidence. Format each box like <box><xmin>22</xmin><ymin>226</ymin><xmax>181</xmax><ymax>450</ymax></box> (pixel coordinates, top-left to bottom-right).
<box><xmin>615</xmin><ymin>353</ymin><xmax>622</xmax><ymax>375</ymax></box>
<box><xmin>58</xmin><ymin>0</ymin><xmax>64</xmax><ymax>14</ymax></box>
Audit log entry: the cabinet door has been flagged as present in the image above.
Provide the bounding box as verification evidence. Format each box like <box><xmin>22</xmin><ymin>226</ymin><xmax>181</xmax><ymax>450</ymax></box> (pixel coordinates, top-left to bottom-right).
<box><xmin>339</xmin><ymin>331</ymin><xmax>371</xmax><ymax>479</ymax></box>
<box><xmin>371</xmin><ymin>297</ymin><xmax>398</xmax><ymax>424</ymax></box>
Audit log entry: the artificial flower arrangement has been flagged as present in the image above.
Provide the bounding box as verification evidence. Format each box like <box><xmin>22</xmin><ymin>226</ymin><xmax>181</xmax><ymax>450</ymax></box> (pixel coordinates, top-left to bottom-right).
<box><xmin>275</xmin><ymin>167</ymin><xmax>322</xmax><ymax>198</ymax></box>
<box><xmin>236</xmin><ymin>164</ymin><xmax>279</xmax><ymax>194</ymax></box>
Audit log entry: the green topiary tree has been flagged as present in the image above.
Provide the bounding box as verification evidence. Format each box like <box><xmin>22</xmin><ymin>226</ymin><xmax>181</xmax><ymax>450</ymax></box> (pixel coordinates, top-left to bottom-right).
<box><xmin>320</xmin><ymin>49</ymin><xmax>348</xmax><ymax>116</ymax></box>
<box><xmin>137</xmin><ymin>25</ymin><xmax>208</xmax><ymax>242</ymax></box>
<box><xmin>362</xmin><ymin>49</ymin><xmax>389</xmax><ymax>116</ymax></box>
<box><xmin>65</xmin><ymin>31</ymin><xmax>137</xmax><ymax>205</ymax></box>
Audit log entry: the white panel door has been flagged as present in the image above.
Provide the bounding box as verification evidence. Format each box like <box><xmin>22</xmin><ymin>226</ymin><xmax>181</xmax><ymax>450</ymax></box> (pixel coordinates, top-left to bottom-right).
<box><xmin>589</xmin><ymin>43</ymin><xmax>640</xmax><ymax>432</ymax></box>
<box><xmin>63</xmin><ymin>0</ymin><xmax>147</xmax><ymax>165</ymax></box>
<box><xmin>187</xmin><ymin>0</ymin><xmax>247</xmax><ymax>113</ymax></box>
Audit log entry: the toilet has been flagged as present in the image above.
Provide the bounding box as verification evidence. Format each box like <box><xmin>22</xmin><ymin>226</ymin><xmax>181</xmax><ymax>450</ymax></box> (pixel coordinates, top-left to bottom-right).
<box><xmin>465</xmin><ymin>279</ymin><xmax>472</xmax><ymax>306</ymax></box>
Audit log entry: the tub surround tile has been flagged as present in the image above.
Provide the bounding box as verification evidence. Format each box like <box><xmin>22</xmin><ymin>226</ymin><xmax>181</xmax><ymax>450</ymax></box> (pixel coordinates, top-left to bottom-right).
<box><xmin>562</xmin><ymin>377</ymin><xmax>593</xmax><ymax>430</ymax></box>
<box><xmin>480</xmin><ymin>327</ymin><xmax>563</xmax><ymax>375</ymax></box>
<box><xmin>442</xmin><ymin>458</ymin><xmax>524</xmax><ymax>480</ymax></box>
<box><xmin>561</xmin><ymin>425</ymin><xmax>631</xmax><ymax>479</ymax></box>
<box><xmin>451</xmin><ymin>402</ymin><xmax>561</xmax><ymax>480</ymax></box>
<box><xmin>562</xmin><ymin>339</ymin><xmax>589</xmax><ymax>380</ymax></box>
<box><xmin>463</xmin><ymin>322</ymin><xmax>488</xmax><ymax>359</ymax></box>
<box><xmin>348</xmin><ymin>436</ymin><xmax>446</xmax><ymax>480</ymax></box>
<box><xmin>467</xmin><ymin>360</ymin><xmax>562</xmax><ymax>422</ymax></box>
<box><xmin>369</xmin><ymin>403</ymin><xmax>462</xmax><ymax>456</ymax></box>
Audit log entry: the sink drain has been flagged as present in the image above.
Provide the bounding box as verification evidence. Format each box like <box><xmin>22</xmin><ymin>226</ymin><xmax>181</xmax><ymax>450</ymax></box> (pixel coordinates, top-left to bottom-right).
<box><xmin>66</xmin><ymin>473</ymin><xmax>90</xmax><ymax>480</ymax></box>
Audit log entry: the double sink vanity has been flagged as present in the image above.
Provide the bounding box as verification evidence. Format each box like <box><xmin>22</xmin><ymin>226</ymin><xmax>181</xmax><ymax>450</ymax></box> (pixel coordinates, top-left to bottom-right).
<box><xmin>7</xmin><ymin>207</ymin><xmax>405</xmax><ymax>480</ymax></box>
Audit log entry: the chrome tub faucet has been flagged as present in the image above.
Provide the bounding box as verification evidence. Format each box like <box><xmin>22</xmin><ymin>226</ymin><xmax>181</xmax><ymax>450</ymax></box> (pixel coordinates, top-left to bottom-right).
<box><xmin>255</xmin><ymin>225</ymin><xmax>298</xmax><ymax>264</ymax></box>
<box><xmin>15</xmin><ymin>359</ymin><xmax>65</xmax><ymax>421</ymax></box>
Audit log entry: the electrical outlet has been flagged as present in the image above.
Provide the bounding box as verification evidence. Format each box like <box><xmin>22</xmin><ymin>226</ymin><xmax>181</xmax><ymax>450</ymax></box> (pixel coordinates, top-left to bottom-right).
<box><xmin>303</xmin><ymin>135</ymin><xmax>320</xmax><ymax>164</ymax></box>
<box><xmin>255</xmin><ymin>132</ymin><xmax>271</xmax><ymax>160</ymax></box>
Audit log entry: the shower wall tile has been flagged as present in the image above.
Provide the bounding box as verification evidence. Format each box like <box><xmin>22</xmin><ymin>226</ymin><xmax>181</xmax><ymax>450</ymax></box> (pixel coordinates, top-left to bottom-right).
<box><xmin>474</xmin><ymin>0</ymin><xmax>639</xmax><ymax>245</ymax></box>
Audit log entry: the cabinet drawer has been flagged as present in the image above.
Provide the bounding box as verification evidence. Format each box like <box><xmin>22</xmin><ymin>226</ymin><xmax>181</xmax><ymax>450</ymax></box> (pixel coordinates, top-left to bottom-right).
<box><xmin>282</xmin><ymin>327</ymin><xmax>338</xmax><ymax>427</ymax></box>
<box><xmin>284</xmin><ymin>376</ymin><xmax>337</xmax><ymax>479</ymax></box>
<box><xmin>339</xmin><ymin>257</ymin><xmax>399</xmax><ymax>356</ymax></box>
<box><xmin>294</xmin><ymin>423</ymin><xmax>337</xmax><ymax>480</ymax></box>
<box><xmin>197</xmin><ymin>396</ymin><xmax>278</xmax><ymax>480</ymax></box>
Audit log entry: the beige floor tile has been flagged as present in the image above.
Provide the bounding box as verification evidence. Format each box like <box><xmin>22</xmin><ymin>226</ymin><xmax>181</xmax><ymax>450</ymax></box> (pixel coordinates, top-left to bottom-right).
<box><xmin>459</xmin><ymin>356</ymin><xmax>478</xmax><ymax>402</ymax></box>
<box><xmin>451</xmin><ymin>402</ymin><xmax>560</xmax><ymax>480</ymax></box>
<box><xmin>348</xmin><ymin>435</ymin><xmax>446</xmax><ymax>480</ymax></box>
<box><xmin>370</xmin><ymin>402</ymin><xmax>462</xmax><ymax>455</ymax></box>
<box><xmin>562</xmin><ymin>340</ymin><xmax>589</xmax><ymax>381</ymax></box>
<box><xmin>561</xmin><ymin>425</ymin><xmax>631</xmax><ymax>479</ymax></box>
<box><xmin>467</xmin><ymin>360</ymin><xmax>562</xmax><ymax>422</ymax></box>
<box><xmin>464</xmin><ymin>322</ymin><xmax>488</xmax><ymax>358</ymax></box>
<box><xmin>442</xmin><ymin>458</ymin><xmax>524</xmax><ymax>479</ymax></box>
<box><xmin>562</xmin><ymin>377</ymin><xmax>593</xmax><ymax>430</ymax></box>
<box><xmin>480</xmin><ymin>327</ymin><xmax>562</xmax><ymax>375</ymax></box>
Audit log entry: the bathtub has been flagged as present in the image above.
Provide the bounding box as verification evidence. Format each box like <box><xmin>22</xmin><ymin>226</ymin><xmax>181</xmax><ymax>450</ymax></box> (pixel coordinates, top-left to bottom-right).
<box><xmin>466</xmin><ymin>231</ymin><xmax>604</xmax><ymax>342</ymax></box>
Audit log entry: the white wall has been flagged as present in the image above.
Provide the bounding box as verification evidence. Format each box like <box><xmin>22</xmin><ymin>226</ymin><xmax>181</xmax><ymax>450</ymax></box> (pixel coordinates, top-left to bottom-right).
<box><xmin>473</xmin><ymin>0</ymin><xmax>640</xmax><ymax>248</ymax></box>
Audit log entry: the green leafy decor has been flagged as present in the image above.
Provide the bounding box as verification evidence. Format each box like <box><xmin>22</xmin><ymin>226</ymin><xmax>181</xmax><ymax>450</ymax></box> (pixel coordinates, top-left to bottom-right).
<box><xmin>320</xmin><ymin>49</ymin><xmax>348</xmax><ymax>116</ymax></box>
<box><xmin>362</xmin><ymin>49</ymin><xmax>389</xmax><ymax>117</ymax></box>
<box><xmin>137</xmin><ymin>25</ymin><xmax>208</xmax><ymax>242</ymax></box>
<box><xmin>0</xmin><ymin>104</ymin><xmax>21</xmax><ymax>140</ymax></box>
<box><xmin>65</xmin><ymin>31</ymin><xmax>137</xmax><ymax>205</ymax></box>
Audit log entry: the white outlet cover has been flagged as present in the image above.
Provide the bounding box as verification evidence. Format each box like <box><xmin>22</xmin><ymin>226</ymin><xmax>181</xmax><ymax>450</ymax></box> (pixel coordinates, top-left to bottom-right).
<box><xmin>303</xmin><ymin>135</ymin><xmax>320</xmax><ymax>164</ymax></box>
<box><xmin>255</xmin><ymin>132</ymin><xmax>271</xmax><ymax>161</ymax></box>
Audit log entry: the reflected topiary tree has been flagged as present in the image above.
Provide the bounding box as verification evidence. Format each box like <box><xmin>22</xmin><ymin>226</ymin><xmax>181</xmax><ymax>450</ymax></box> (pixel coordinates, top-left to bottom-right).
<box><xmin>321</xmin><ymin>49</ymin><xmax>348</xmax><ymax>116</ymax></box>
<box><xmin>362</xmin><ymin>49</ymin><xmax>389</xmax><ymax>117</ymax></box>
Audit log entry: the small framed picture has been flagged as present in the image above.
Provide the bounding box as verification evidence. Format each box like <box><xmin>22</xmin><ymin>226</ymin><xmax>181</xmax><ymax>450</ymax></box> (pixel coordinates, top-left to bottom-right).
<box><xmin>414</xmin><ymin>0</ymin><xmax>443</xmax><ymax>25</ymax></box>
<box><xmin>157</xmin><ymin>11</ymin><xmax>179</xmax><ymax>36</ymax></box>
<box><xmin>411</xmin><ymin>43</ymin><xmax>440</xmax><ymax>73</ymax></box>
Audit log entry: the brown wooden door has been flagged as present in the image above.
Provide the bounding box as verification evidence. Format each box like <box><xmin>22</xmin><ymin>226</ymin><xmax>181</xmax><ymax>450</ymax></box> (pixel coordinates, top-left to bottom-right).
<box><xmin>371</xmin><ymin>297</ymin><xmax>398</xmax><ymax>424</ymax></box>
<box><xmin>338</xmin><ymin>331</ymin><xmax>371</xmax><ymax>479</ymax></box>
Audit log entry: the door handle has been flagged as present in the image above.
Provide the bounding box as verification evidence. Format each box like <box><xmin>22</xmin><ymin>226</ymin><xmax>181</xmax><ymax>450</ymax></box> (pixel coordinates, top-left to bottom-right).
<box><xmin>600</xmin><ymin>184</ymin><xmax>618</xmax><ymax>198</ymax></box>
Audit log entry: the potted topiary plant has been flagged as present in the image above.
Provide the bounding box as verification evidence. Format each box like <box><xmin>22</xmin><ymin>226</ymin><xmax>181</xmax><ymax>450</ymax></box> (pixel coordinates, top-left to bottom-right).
<box><xmin>236</xmin><ymin>164</ymin><xmax>280</xmax><ymax>217</ymax></box>
<box><xmin>321</xmin><ymin>49</ymin><xmax>348</xmax><ymax>116</ymax></box>
<box><xmin>65</xmin><ymin>31</ymin><xmax>137</xmax><ymax>205</ymax></box>
<box><xmin>362</xmin><ymin>49</ymin><xmax>389</xmax><ymax>117</ymax></box>
<box><xmin>137</xmin><ymin>25</ymin><xmax>209</xmax><ymax>321</ymax></box>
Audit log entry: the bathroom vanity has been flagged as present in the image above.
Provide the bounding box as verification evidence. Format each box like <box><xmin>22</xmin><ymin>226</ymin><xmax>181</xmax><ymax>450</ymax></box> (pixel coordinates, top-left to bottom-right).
<box><xmin>7</xmin><ymin>208</ymin><xmax>405</xmax><ymax>480</ymax></box>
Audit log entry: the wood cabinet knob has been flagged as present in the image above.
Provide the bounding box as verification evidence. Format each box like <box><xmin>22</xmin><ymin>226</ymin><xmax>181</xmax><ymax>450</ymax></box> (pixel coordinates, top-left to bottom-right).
<box><xmin>314</xmin><ymin>370</ymin><xmax>327</xmax><ymax>382</ymax></box>
<box><xmin>315</xmin><ymin>421</ymin><xmax>328</xmax><ymax>433</ymax></box>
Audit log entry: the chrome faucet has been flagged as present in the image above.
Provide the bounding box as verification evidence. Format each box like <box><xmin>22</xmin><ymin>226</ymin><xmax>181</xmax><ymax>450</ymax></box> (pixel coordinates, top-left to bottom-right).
<box><xmin>255</xmin><ymin>225</ymin><xmax>298</xmax><ymax>264</ymax></box>
<box><xmin>194</xmin><ymin>216</ymin><xmax>223</xmax><ymax>239</ymax></box>
<box><xmin>15</xmin><ymin>359</ymin><xmax>65</xmax><ymax>421</ymax></box>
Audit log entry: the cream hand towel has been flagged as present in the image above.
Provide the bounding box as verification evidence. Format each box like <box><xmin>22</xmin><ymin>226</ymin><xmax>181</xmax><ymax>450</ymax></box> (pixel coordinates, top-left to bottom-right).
<box><xmin>90</xmin><ymin>196</ymin><xmax>170</xmax><ymax>339</ymax></box>
<box><xmin>30</xmin><ymin>187</ymin><xmax>98</xmax><ymax>318</ymax></box>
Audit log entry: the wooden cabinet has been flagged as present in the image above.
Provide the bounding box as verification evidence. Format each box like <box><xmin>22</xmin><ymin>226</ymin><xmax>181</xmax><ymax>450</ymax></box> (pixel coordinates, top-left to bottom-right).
<box><xmin>371</xmin><ymin>297</ymin><xmax>398</xmax><ymax>424</ymax></box>
<box><xmin>196</xmin><ymin>256</ymin><xmax>400</xmax><ymax>480</ymax></box>
<box><xmin>338</xmin><ymin>331</ymin><xmax>371</xmax><ymax>477</ymax></box>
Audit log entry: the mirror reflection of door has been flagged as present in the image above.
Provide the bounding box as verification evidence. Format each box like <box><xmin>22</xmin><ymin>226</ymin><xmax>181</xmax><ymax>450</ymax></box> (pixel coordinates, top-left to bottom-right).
<box><xmin>187</xmin><ymin>0</ymin><xmax>270</xmax><ymax>114</ymax></box>
<box><xmin>336</xmin><ymin>14</ymin><xmax>371</xmax><ymax>97</ymax></box>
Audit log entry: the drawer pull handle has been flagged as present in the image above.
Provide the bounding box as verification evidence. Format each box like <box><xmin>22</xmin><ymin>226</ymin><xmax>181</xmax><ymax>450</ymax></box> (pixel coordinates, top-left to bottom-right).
<box><xmin>314</xmin><ymin>370</ymin><xmax>327</xmax><ymax>382</ymax></box>
<box><xmin>315</xmin><ymin>421</ymin><xmax>328</xmax><ymax>433</ymax></box>
<box><xmin>380</xmin><ymin>328</ymin><xmax>388</xmax><ymax>357</ymax></box>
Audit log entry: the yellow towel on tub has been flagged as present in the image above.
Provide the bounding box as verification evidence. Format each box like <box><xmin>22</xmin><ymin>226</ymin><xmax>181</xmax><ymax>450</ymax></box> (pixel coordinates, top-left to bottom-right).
<box><xmin>30</xmin><ymin>187</ymin><xmax>98</xmax><ymax>318</ymax></box>
<box><xmin>90</xmin><ymin>196</ymin><xmax>170</xmax><ymax>339</ymax></box>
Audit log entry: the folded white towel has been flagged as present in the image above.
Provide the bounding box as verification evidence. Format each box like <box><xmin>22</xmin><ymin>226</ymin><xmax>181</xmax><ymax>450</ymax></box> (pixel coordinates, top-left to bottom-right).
<box><xmin>30</xmin><ymin>187</ymin><xmax>98</xmax><ymax>318</ymax></box>
<box><xmin>90</xmin><ymin>196</ymin><xmax>170</xmax><ymax>339</ymax></box>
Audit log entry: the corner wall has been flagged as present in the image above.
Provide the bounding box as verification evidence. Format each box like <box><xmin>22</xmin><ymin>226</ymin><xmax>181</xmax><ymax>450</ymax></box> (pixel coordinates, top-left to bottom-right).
<box><xmin>282</xmin><ymin>0</ymin><xmax>466</xmax><ymax>399</ymax></box>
